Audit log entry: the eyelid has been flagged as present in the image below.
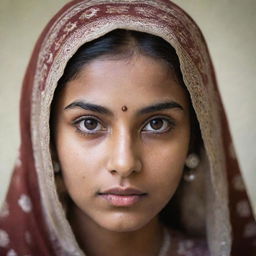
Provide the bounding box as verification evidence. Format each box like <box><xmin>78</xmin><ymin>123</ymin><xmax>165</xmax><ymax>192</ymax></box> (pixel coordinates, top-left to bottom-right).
<box><xmin>72</xmin><ymin>115</ymin><xmax>107</xmax><ymax>135</ymax></box>
<box><xmin>141</xmin><ymin>115</ymin><xmax>176</xmax><ymax>133</ymax></box>
<box><xmin>142</xmin><ymin>114</ymin><xmax>176</xmax><ymax>126</ymax></box>
<box><xmin>72</xmin><ymin>115</ymin><xmax>103</xmax><ymax>125</ymax></box>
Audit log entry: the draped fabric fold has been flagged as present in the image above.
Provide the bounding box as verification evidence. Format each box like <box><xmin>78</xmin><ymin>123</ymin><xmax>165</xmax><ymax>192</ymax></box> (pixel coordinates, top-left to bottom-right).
<box><xmin>0</xmin><ymin>0</ymin><xmax>255</xmax><ymax>255</ymax></box>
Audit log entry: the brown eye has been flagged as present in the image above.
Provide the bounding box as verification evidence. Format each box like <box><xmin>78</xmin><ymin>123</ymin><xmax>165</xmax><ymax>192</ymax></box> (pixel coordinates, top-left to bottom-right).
<box><xmin>150</xmin><ymin>119</ymin><xmax>163</xmax><ymax>130</ymax></box>
<box><xmin>142</xmin><ymin>117</ymin><xmax>174</xmax><ymax>133</ymax></box>
<box><xmin>84</xmin><ymin>119</ymin><xmax>98</xmax><ymax>130</ymax></box>
<box><xmin>74</xmin><ymin>117</ymin><xmax>105</xmax><ymax>134</ymax></box>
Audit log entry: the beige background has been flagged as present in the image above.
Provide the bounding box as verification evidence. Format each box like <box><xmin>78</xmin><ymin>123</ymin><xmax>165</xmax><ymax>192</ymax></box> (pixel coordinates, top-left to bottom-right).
<box><xmin>0</xmin><ymin>0</ymin><xmax>255</xmax><ymax>214</ymax></box>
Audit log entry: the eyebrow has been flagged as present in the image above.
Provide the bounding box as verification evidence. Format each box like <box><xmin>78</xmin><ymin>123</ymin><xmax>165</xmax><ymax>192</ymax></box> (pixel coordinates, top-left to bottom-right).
<box><xmin>64</xmin><ymin>101</ymin><xmax>113</xmax><ymax>115</ymax></box>
<box><xmin>137</xmin><ymin>101</ymin><xmax>183</xmax><ymax>115</ymax></box>
<box><xmin>64</xmin><ymin>100</ymin><xmax>183</xmax><ymax>115</ymax></box>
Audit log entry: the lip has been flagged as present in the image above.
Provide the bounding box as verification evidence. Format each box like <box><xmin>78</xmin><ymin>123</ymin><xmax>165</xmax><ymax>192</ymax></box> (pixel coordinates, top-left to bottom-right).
<box><xmin>98</xmin><ymin>187</ymin><xmax>147</xmax><ymax>207</ymax></box>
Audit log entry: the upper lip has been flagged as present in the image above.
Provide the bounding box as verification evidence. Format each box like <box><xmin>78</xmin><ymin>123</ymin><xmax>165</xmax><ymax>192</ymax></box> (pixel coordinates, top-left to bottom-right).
<box><xmin>99</xmin><ymin>187</ymin><xmax>147</xmax><ymax>196</ymax></box>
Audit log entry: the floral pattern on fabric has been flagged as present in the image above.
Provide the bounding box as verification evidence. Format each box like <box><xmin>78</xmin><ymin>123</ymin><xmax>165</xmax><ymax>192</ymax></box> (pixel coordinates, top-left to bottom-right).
<box><xmin>79</xmin><ymin>7</ymin><xmax>100</xmax><ymax>20</ymax></box>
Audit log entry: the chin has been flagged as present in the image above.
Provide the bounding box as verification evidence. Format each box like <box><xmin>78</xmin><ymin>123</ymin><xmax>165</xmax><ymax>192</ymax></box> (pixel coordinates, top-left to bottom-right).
<box><xmin>94</xmin><ymin>211</ymin><xmax>155</xmax><ymax>233</ymax></box>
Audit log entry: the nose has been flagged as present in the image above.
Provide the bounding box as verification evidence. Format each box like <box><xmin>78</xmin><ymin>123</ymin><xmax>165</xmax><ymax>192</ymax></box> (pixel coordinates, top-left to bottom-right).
<box><xmin>106</xmin><ymin>129</ymin><xmax>142</xmax><ymax>178</ymax></box>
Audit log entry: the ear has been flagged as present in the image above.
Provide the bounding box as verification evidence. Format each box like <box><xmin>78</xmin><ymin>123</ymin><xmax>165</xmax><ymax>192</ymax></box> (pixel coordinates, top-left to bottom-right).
<box><xmin>50</xmin><ymin>144</ymin><xmax>71</xmax><ymax>212</ymax></box>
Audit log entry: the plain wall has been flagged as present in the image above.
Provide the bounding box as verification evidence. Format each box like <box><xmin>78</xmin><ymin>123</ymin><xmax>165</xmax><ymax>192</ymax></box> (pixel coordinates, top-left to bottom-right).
<box><xmin>0</xmin><ymin>0</ymin><xmax>255</xmax><ymax>214</ymax></box>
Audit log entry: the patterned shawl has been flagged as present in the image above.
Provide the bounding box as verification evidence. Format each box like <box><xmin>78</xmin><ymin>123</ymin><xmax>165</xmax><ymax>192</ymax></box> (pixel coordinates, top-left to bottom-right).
<box><xmin>0</xmin><ymin>0</ymin><xmax>255</xmax><ymax>255</ymax></box>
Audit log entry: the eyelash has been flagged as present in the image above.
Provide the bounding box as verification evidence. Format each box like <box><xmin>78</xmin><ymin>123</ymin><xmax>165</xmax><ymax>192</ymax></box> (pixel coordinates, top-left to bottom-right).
<box><xmin>72</xmin><ymin>115</ymin><xmax>106</xmax><ymax>137</ymax></box>
<box><xmin>72</xmin><ymin>115</ymin><xmax>176</xmax><ymax>137</ymax></box>
<box><xmin>142</xmin><ymin>116</ymin><xmax>175</xmax><ymax>134</ymax></box>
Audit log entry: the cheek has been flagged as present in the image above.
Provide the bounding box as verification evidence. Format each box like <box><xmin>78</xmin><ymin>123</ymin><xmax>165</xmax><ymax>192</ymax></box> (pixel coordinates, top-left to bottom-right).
<box><xmin>144</xmin><ymin>132</ymin><xmax>189</xmax><ymax>194</ymax></box>
<box><xmin>55</xmin><ymin>131</ymin><xmax>100</xmax><ymax>192</ymax></box>
<box><xmin>145</xmin><ymin>152</ymin><xmax>184</xmax><ymax>197</ymax></box>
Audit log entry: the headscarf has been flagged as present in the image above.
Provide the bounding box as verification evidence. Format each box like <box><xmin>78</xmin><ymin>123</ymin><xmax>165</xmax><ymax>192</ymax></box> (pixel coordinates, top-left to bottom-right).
<box><xmin>0</xmin><ymin>0</ymin><xmax>255</xmax><ymax>255</ymax></box>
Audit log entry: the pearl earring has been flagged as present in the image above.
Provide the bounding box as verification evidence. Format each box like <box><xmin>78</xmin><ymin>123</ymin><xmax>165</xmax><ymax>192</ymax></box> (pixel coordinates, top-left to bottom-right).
<box><xmin>53</xmin><ymin>161</ymin><xmax>60</xmax><ymax>173</ymax></box>
<box><xmin>184</xmin><ymin>153</ymin><xmax>200</xmax><ymax>182</ymax></box>
<box><xmin>185</xmin><ymin>153</ymin><xmax>200</xmax><ymax>169</ymax></box>
<box><xmin>184</xmin><ymin>169</ymin><xmax>197</xmax><ymax>182</ymax></box>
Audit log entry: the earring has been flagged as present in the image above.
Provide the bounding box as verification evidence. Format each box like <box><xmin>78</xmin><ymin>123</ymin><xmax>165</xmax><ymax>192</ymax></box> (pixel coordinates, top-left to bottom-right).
<box><xmin>184</xmin><ymin>170</ymin><xmax>196</xmax><ymax>182</ymax></box>
<box><xmin>185</xmin><ymin>153</ymin><xmax>200</xmax><ymax>169</ymax></box>
<box><xmin>53</xmin><ymin>161</ymin><xmax>60</xmax><ymax>173</ymax></box>
<box><xmin>184</xmin><ymin>153</ymin><xmax>200</xmax><ymax>182</ymax></box>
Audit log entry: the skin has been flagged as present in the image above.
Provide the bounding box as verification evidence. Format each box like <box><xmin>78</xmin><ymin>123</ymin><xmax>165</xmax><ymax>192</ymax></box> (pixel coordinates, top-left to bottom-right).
<box><xmin>53</xmin><ymin>54</ymin><xmax>191</xmax><ymax>256</ymax></box>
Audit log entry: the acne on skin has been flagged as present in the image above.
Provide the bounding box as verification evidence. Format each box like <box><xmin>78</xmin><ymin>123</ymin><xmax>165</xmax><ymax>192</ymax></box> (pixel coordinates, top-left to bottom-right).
<box><xmin>53</xmin><ymin>55</ymin><xmax>190</xmax><ymax>256</ymax></box>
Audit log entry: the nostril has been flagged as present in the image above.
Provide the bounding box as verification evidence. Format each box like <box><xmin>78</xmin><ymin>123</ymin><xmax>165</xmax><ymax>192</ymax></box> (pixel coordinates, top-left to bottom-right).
<box><xmin>110</xmin><ymin>169</ymin><xmax>117</xmax><ymax>175</ymax></box>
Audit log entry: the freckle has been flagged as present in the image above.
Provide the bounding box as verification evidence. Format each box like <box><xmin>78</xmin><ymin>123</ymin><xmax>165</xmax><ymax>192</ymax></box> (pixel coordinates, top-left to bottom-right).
<box><xmin>121</xmin><ymin>106</ymin><xmax>128</xmax><ymax>112</ymax></box>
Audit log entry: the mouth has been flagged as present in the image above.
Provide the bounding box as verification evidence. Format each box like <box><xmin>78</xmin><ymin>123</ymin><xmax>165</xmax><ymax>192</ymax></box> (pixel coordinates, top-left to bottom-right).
<box><xmin>98</xmin><ymin>187</ymin><xmax>147</xmax><ymax>207</ymax></box>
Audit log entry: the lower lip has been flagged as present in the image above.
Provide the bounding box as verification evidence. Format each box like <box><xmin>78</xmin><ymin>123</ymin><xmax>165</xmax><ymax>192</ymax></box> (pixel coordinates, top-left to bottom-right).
<box><xmin>100</xmin><ymin>194</ymin><xmax>145</xmax><ymax>207</ymax></box>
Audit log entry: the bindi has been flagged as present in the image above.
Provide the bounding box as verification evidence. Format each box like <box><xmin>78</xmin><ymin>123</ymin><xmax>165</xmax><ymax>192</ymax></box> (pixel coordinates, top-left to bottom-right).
<box><xmin>121</xmin><ymin>105</ymin><xmax>128</xmax><ymax>112</ymax></box>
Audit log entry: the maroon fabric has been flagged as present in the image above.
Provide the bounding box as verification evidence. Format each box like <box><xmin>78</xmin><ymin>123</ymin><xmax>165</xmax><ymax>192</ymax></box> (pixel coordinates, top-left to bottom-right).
<box><xmin>0</xmin><ymin>0</ymin><xmax>255</xmax><ymax>255</ymax></box>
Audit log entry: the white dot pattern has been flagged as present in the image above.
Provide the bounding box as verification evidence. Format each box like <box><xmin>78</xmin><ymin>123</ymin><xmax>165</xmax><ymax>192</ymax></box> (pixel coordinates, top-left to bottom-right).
<box><xmin>18</xmin><ymin>194</ymin><xmax>32</xmax><ymax>213</ymax></box>
<box><xmin>7</xmin><ymin>249</ymin><xmax>17</xmax><ymax>256</ymax></box>
<box><xmin>236</xmin><ymin>200</ymin><xmax>251</xmax><ymax>218</ymax></box>
<box><xmin>232</xmin><ymin>175</ymin><xmax>245</xmax><ymax>191</ymax></box>
<box><xmin>25</xmin><ymin>231</ymin><xmax>32</xmax><ymax>244</ymax></box>
<box><xmin>0</xmin><ymin>229</ymin><xmax>10</xmax><ymax>247</ymax></box>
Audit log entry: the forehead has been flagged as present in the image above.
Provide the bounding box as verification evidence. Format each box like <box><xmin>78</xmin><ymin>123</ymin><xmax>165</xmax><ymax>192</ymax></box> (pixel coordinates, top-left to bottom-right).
<box><xmin>56</xmin><ymin>55</ymin><xmax>189</xmax><ymax>111</ymax></box>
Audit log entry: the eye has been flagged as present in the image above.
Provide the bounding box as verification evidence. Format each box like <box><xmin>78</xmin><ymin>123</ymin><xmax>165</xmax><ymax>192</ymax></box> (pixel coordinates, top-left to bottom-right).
<box><xmin>73</xmin><ymin>117</ymin><xmax>106</xmax><ymax>134</ymax></box>
<box><xmin>142</xmin><ymin>117</ymin><xmax>174</xmax><ymax>133</ymax></box>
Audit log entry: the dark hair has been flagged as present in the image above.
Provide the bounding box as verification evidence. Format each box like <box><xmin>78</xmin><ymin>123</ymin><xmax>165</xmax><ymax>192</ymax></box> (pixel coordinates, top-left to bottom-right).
<box><xmin>52</xmin><ymin>29</ymin><xmax>202</xmax><ymax>232</ymax></box>
<box><xmin>58</xmin><ymin>29</ymin><xmax>185</xmax><ymax>88</ymax></box>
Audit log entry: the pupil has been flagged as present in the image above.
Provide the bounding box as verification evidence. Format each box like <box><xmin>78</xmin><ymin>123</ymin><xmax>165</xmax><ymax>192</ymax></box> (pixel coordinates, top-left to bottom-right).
<box><xmin>150</xmin><ymin>119</ymin><xmax>163</xmax><ymax>130</ymax></box>
<box><xmin>84</xmin><ymin>119</ymin><xmax>97</xmax><ymax>130</ymax></box>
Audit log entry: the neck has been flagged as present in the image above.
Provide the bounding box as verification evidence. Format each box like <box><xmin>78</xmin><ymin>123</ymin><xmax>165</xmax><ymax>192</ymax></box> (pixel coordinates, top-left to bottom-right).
<box><xmin>69</xmin><ymin>205</ymin><xmax>165</xmax><ymax>256</ymax></box>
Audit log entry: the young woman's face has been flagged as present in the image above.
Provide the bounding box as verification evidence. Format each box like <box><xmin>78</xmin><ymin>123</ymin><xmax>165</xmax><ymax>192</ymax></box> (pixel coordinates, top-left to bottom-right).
<box><xmin>54</xmin><ymin>55</ymin><xmax>190</xmax><ymax>232</ymax></box>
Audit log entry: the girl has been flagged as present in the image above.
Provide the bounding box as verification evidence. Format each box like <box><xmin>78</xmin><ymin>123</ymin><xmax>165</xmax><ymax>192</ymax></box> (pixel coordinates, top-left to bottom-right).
<box><xmin>0</xmin><ymin>0</ymin><xmax>255</xmax><ymax>255</ymax></box>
